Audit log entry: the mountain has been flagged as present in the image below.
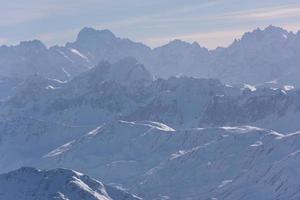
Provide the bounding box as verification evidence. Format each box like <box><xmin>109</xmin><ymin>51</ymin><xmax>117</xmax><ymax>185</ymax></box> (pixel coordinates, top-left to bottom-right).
<box><xmin>1</xmin><ymin>25</ymin><xmax>300</xmax><ymax>90</ymax></box>
<box><xmin>1</xmin><ymin>66</ymin><xmax>300</xmax><ymax>200</ymax></box>
<box><xmin>0</xmin><ymin>64</ymin><xmax>242</xmax><ymax>130</ymax></box>
<box><xmin>149</xmin><ymin>39</ymin><xmax>210</xmax><ymax>78</ymax></box>
<box><xmin>0</xmin><ymin>40</ymin><xmax>90</xmax><ymax>81</ymax></box>
<box><xmin>64</xmin><ymin>25</ymin><xmax>300</xmax><ymax>87</ymax></box>
<box><xmin>65</xmin><ymin>28</ymin><xmax>211</xmax><ymax>78</ymax></box>
<box><xmin>0</xmin><ymin>167</ymin><xmax>142</xmax><ymax>200</ymax></box>
<box><xmin>66</xmin><ymin>27</ymin><xmax>151</xmax><ymax>65</ymax></box>
<box><xmin>210</xmin><ymin>25</ymin><xmax>300</xmax><ymax>85</ymax></box>
<box><xmin>2</xmin><ymin>61</ymin><xmax>300</xmax><ymax>132</ymax></box>
<box><xmin>1</xmin><ymin>26</ymin><xmax>300</xmax><ymax>199</ymax></box>
<box><xmin>40</xmin><ymin>120</ymin><xmax>300</xmax><ymax>200</ymax></box>
<box><xmin>0</xmin><ymin>58</ymin><xmax>154</xmax><ymax>126</ymax></box>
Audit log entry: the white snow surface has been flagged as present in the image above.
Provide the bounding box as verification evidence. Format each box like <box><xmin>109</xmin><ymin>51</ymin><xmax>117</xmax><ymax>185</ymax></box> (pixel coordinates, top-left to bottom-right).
<box><xmin>35</xmin><ymin>120</ymin><xmax>300</xmax><ymax>200</ymax></box>
<box><xmin>0</xmin><ymin>167</ymin><xmax>142</xmax><ymax>200</ymax></box>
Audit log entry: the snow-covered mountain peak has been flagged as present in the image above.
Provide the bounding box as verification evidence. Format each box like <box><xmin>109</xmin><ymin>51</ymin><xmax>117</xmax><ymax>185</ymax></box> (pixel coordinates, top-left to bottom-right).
<box><xmin>157</xmin><ymin>39</ymin><xmax>208</xmax><ymax>53</ymax></box>
<box><xmin>65</xmin><ymin>27</ymin><xmax>151</xmax><ymax>68</ymax></box>
<box><xmin>234</xmin><ymin>25</ymin><xmax>291</xmax><ymax>47</ymax></box>
<box><xmin>0</xmin><ymin>167</ymin><xmax>142</xmax><ymax>200</ymax></box>
<box><xmin>6</xmin><ymin>166</ymin><xmax>84</xmax><ymax>180</ymax></box>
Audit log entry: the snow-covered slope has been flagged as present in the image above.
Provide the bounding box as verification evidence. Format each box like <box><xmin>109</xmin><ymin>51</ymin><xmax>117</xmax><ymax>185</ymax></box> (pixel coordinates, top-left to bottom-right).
<box><xmin>40</xmin><ymin>120</ymin><xmax>300</xmax><ymax>200</ymax></box>
<box><xmin>0</xmin><ymin>167</ymin><xmax>142</xmax><ymax>200</ymax></box>
<box><xmin>0</xmin><ymin>116</ymin><xmax>91</xmax><ymax>173</ymax></box>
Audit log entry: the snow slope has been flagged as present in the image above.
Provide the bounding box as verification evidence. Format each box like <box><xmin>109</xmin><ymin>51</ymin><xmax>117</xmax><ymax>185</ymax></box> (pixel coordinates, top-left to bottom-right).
<box><xmin>0</xmin><ymin>116</ymin><xmax>91</xmax><ymax>173</ymax></box>
<box><xmin>40</xmin><ymin>120</ymin><xmax>300</xmax><ymax>200</ymax></box>
<box><xmin>0</xmin><ymin>167</ymin><xmax>142</xmax><ymax>200</ymax></box>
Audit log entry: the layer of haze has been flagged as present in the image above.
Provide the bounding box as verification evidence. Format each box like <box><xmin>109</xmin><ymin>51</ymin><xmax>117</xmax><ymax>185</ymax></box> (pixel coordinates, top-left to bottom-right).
<box><xmin>1</xmin><ymin>0</ymin><xmax>300</xmax><ymax>49</ymax></box>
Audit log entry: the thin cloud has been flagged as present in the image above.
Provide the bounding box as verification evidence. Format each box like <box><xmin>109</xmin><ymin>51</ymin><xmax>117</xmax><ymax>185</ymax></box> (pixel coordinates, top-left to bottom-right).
<box><xmin>0</xmin><ymin>4</ymin><xmax>63</xmax><ymax>27</ymax></box>
<box><xmin>93</xmin><ymin>0</ymin><xmax>224</xmax><ymax>29</ymax></box>
<box><xmin>88</xmin><ymin>3</ymin><xmax>300</xmax><ymax>33</ymax></box>
<box><xmin>0</xmin><ymin>0</ymin><xmax>101</xmax><ymax>27</ymax></box>
<box><xmin>155</xmin><ymin>4</ymin><xmax>300</xmax><ymax>24</ymax></box>
<box><xmin>222</xmin><ymin>5</ymin><xmax>300</xmax><ymax>20</ymax></box>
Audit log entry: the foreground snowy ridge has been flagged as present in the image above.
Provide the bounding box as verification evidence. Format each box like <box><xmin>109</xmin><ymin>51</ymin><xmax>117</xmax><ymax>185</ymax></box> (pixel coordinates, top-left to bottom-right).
<box><xmin>39</xmin><ymin>120</ymin><xmax>300</xmax><ymax>200</ymax></box>
<box><xmin>0</xmin><ymin>167</ymin><xmax>142</xmax><ymax>200</ymax></box>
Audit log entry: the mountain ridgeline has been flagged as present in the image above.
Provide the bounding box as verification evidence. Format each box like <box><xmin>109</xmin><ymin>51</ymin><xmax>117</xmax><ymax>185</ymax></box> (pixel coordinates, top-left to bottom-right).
<box><xmin>1</xmin><ymin>25</ymin><xmax>300</xmax><ymax>86</ymax></box>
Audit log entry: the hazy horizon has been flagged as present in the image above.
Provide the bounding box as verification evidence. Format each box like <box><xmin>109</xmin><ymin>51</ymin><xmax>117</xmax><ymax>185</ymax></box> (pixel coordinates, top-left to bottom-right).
<box><xmin>0</xmin><ymin>24</ymin><xmax>298</xmax><ymax>50</ymax></box>
<box><xmin>1</xmin><ymin>0</ymin><xmax>300</xmax><ymax>49</ymax></box>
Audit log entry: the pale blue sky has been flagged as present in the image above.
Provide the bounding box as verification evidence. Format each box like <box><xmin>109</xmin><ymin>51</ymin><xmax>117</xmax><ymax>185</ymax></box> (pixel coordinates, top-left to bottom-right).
<box><xmin>1</xmin><ymin>0</ymin><xmax>300</xmax><ymax>49</ymax></box>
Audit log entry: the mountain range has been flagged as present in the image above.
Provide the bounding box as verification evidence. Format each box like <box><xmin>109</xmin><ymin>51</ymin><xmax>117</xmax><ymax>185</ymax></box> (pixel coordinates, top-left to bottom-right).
<box><xmin>1</xmin><ymin>25</ymin><xmax>300</xmax><ymax>92</ymax></box>
<box><xmin>0</xmin><ymin>25</ymin><xmax>300</xmax><ymax>199</ymax></box>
